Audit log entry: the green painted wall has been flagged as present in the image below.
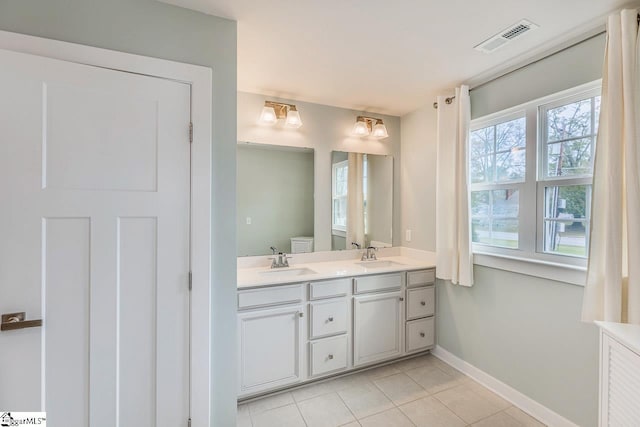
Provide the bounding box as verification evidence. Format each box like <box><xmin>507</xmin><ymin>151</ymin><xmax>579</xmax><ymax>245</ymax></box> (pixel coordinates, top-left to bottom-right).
<box><xmin>441</xmin><ymin>34</ymin><xmax>606</xmax><ymax>427</ymax></box>
<box><xmin>437</xmin><ymin>269</ymin><xmax>599</xmax><ymax>426</ymax></box>
<box><xmin>401</xmin><ymin>34</ymin><xmax>606</xmax><ymax>427</ymax></box>
<box><xmin>0</xmin><ymin>1</ymin><xmax>238</xmax><ymax>425</ymax></box>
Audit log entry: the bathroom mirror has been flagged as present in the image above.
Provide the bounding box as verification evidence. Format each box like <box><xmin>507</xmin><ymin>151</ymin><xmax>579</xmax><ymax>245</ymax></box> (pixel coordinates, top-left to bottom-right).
<box><xmin>331</xmin><ymin>151</ymin><xmax>393</xmax><ymax>251</ymax></box>
<box><xmin>237</xmin><ymin>142</ymin><xmax>314</xmax><ymax>256</ymax></box>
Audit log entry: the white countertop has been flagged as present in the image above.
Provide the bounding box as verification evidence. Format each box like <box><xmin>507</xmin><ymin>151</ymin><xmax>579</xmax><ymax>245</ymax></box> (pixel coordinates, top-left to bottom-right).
<box><xmin>596</xmin><ymin>321</ymin><xmax>640</xmax><ymax>355</ymax></box>
<box><xmin>237</xmin><ymin>255</ymin><xmax>436</xmax><ymax>289</ymax></box>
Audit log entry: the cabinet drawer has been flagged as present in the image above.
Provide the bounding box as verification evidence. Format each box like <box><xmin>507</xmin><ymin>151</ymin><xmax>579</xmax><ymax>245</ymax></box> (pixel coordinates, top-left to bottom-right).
<box><xmin>406</xmin><ymin>317</ymin><xmax>435</xmax><ymax>353</ymax></box>
<box><xmin>309</xmin><ymin>279</ymin><xmax>350</xmax><ymax>300</ymax></box>
<box><xmin>309</xmin><ymin>335</ymin><xmax>348</xmax><ymax>377</ymax></box>
<box><xmin>354</xmin><ymin>273</ymin><xmax>402</xmax><ymax>294</ymax></box>
<box><xmin>406</xmin><ymin>286</ymin><xmax>435</xmax><ymax>320</ymax></box>
<box><xmin>407</xmin><ymin>269</ymin><xmax>435</xmax><ymax>288</ymax></box>
<box><xmin>238</xmin><ymin>284</ymin><xmax>303</xmax><ymax>310</ymax></box>
<box><xmin>310</xmin><ymin>299</ymin><xmax>348</xmax><ymax>339</ymax></box>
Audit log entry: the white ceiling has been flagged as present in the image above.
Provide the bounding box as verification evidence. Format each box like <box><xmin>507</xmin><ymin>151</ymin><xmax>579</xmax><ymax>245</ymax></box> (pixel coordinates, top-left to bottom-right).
<box><xmin>164</xmin><ymin>0</ymin><xmax>630</xmax><ymax>116</ymax></box>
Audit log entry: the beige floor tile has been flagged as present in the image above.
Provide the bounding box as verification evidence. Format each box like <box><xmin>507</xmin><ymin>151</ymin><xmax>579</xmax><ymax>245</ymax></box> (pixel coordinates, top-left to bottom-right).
<box><xmin>251</xmin><ymin>403</ymin><xmax>306</xmax><ymax>427</ymax></box>
<box><xmin>237</xmin><ymin>404</ymin><xmax>252</xmax><ymax>427</ymax></box>
<box><xmin>504</xmin><ymin>407</ymin><xmax>547</xmax><ymax>426</ymax></box>
<box><xmin>298</xmin><ymin>392</ymin><xmax>356</xmax><ymax>427</ymax></box>
<box><xmin>394</xmin><ymin>354</ymin><xmax>438</xmax><ymax>372</ymax></box>
<box><xmin>359</xmin><ymin>408</ymin><xmax>414</xmax><ymax>427</ymax></box>
<box><xmin>471</xmin><ymin>411</ymin><xmax>525</xmax><ymax>426</ymax></box>
<box><xmin>373</xmin><ymin>373</ymin><xmax>428</xmax><ymax>405</ymax></box>
<box><xmin>364</xmin><ymin>363</ymin><xmax>402</xmax><ymax>380</ymax></box>
<box><xmin>329</xmin><ymin>371</ymin><xmax>374</xmax><ymax>392</ymax></box>
<box><xmin>434</xmin><ymin>384</ymin><xmax>505</xmax><ymax>424</ymax></box>
<box><xmin>405</xmin><ymin>365</ymin><xmax>462</xmax><ymax>394</ymax></box>
<box><xmin>338</xmin><ymin>382</ymin><xmax>394</xmax><ymax>419</ymax></box>
<box><xmin>399</xmin><ymin>396</ymin><xmax>466</xmax><ymax>427</ymax></box>
<box><xmin>339</xmin><ymin>422</ymin><xmax>361</xmax><ymax>427</ymax></box>
<box><xmin>248</xmin><ymin>391</ymin><xmax>295</xmax><ymax>416</ymax></box>
<box><xmin>292</xmin><ymin>379</ymin><xmax>335</xmax><ymax>402</ymax></box>
<box><xmin>466</xmin><ymin>381</ymin><xmax>511</xmax><ymax>411</ymax></box>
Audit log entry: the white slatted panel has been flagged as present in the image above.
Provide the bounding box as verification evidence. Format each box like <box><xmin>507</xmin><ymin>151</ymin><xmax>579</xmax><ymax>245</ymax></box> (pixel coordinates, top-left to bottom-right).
<box><xmin>605</xmin><ymin>335</ymin><xmax>640</xmax><ymax>426</ymax></box>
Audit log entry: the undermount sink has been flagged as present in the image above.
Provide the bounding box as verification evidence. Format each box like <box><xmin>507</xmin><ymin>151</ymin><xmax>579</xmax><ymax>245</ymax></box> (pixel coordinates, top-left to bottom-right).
<box><xmin>259</xmin><ymin>267</ymin><xmax>317</xmax><ymax>277</ymax></box>
<box><xmin>355</xmin><ymin>260</ymin><xmax>405</xmax><ymax>269</ymax></box>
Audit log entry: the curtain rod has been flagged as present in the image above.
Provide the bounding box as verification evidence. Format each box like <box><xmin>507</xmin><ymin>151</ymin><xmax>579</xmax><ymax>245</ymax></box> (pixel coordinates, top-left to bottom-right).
<box><xmin>433</xmin><ymin>96</ymin><xmax>455</xmax><ymax>109</ymax></box>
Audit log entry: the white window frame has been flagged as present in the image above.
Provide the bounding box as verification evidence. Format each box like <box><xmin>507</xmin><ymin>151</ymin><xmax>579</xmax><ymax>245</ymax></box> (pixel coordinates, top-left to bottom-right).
<box><xmin>332</xmin><ymin>160</ymin><xmax>348</xmax><ymax>234</ymax></box>
<box><xmin>470</xmin><ymin>80</ymin><xmax>602</xmax><ymax>285</ymax></box>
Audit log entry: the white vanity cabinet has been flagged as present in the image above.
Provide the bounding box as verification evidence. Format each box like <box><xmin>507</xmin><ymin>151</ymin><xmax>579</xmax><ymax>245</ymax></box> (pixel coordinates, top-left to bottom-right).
<box><xmin>237</xmin><ymin>265</ymin><xmax>436</xmax><ymax>399</ymax></box>
<box><xmin>237</xmin><ymin>284</ymin><xmax>305</xmax><ymax>396</ymax></box>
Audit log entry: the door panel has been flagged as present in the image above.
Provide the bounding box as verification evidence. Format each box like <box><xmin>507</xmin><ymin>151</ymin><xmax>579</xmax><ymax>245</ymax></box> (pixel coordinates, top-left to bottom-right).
<box><xmin>353</xmin><ymin>291</ymin><xmax>403</xmax><ymax>366</ymax></box>
<box><xmin>238</xmin><ymin>306</ymin><xmax>303</xmax><ymax>396</ymax></box>
<box><xmin>0</xmin><ymin>48</ymin><xmax>190</xmax><ymax>427</ymax></box>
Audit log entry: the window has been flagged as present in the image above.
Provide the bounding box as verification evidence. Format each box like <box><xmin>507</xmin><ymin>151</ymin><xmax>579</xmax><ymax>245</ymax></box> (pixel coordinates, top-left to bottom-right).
<box><xmin>332</xmin><ymin>160</ymin><xmax>348</xmax><ymax>232</ymax></box>
<box><xmin>469</xmin><ymin>82</ymin><xmax>601</xmax><ymax>267</ymax></box>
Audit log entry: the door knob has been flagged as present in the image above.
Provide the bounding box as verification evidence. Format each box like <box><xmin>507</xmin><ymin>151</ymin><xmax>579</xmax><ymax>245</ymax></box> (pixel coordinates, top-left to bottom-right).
<box><xmin>1</xmin><ymin>312</ymin><xmax>43</xmax><ymax>331</ymax></box>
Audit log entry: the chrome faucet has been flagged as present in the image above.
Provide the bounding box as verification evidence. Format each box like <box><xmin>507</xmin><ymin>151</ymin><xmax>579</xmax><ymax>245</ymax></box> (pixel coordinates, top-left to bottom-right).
<box><xmin>361</xmin><ymin>246</ymin><xmax>378</xmax><ymax>261</ymax></box>
<box><xmin>351</xmin><ymin>242</ymin><xmax>361</xmax><ymax>250</ymax></box>
<box><xmin>269</xmin><ymin>246</ymin><xmax>291</xmax><ymax>269</ymax></box>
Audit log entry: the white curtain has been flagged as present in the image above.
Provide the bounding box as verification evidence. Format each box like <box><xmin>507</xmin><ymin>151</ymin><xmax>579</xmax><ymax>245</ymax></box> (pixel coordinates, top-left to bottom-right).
<box><xmin>435</xmin><ymin>86</ymin><xmax>474</xmax><ymax>287</ymax></box>
<box><xmin>346</xmin><ymin>152</ymin><xmax>365</xmax><ymax>248</ymax></box>
<box><xmin>582</xmin><ymin>9</ymin><xmax>640</xmax><ymax>324</ymax></box>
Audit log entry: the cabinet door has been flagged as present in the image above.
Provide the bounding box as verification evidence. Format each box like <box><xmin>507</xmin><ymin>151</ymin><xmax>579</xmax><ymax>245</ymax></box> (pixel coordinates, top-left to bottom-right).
<box><xmin>353</xmin><ymin>291</ymin><xmax>403</xmax><ymax>366</ymax></box>
<box><xmin>238</xmin><ymin>305</ymin><xmax>303</xmax><ymax>396</ymax></box>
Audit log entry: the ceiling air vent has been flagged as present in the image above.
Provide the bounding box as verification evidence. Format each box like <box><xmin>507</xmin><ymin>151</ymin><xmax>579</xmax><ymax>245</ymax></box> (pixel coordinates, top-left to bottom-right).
<box><xmin>474</xmin><ymin>19</ymin><xmax>539</xmax><ymax>53</ymax></box>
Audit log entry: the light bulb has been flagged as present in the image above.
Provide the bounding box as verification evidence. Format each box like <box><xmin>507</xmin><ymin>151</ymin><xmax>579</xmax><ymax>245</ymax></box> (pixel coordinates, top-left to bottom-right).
<box><xmin>285</xmin><ymin>107</ymin><xmax>303</xmax><ymax>128</ymax></box>
<box><xmin>259</xmin><ymin>105</ymin><xmax>277</xmax><ymax>125</ymax></box>
<box><xmin>371</xmin><ymin>120</ymin><xmax>389</xmax><ymax>139</ymax></box>
<box><xmin>352</xmin><ymin>119</ymin><xmax>370</xmax><ymax>137</ymax></box>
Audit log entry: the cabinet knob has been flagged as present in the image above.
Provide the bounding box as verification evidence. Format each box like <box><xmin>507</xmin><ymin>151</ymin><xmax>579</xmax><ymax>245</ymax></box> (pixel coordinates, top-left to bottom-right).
<box><xmin>299</xmin><ymin>312</ymin><xmax>304</xmax><ymax>318</ymax></box>
<box><xmin>420</xmin><ymin>332</ymin><xmax>425</xmax><ymax>338</ymax></box>
<box><xmin>421</xmin><ymin>301</ymin><xmax>426</xmax><ymax>306</ymax></box>
<box><xmin>328</xmin><ymin>316</ymin><xmax>334</xmax><ymax>322</ymax></box>
<box><xmin>399</xmin><ymin>297</ymin><xmax>404</xmax><ymax>302</ymax></box>
<box><xmin>328</xmin><ymin>354</ymin><xmax>334</xmax><ymax>360</ymax></box>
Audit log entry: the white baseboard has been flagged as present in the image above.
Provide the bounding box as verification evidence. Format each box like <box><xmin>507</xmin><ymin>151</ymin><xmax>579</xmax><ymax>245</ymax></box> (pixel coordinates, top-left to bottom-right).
<box><xmin>432</xmin><ymin>345</ymin><xmax>579</xmax><ymax>427</ymax></box>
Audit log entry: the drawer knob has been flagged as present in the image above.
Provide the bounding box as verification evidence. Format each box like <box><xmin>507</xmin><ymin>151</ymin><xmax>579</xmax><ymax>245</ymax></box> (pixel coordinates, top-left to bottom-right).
<box><xmin>421</xmin><ymin>301</ymin><xmax>426</xmax><ymax>306</ymax></box>
<box><xmin>399</xmin><ymin>297</ymin><xmax>404</xmax><ymax>302</ymax></box>
<box><xmin>299</xmin><ymin>312</ymin><xmax>304</xmax><ymax>318</ymax></box>
<box><xmin>328</xmin><ymin>316</ymin><xmax>334</xmax><ymax>322</ymax></box>
<box><xmin>328</xmin><ymin>354</ymin><xmax>334</xmax><ymax>360</ymax></box>
<box><xmin>420</xmin><ymin>332</ymin><xmax>425</xmax><ymax>338</ymax></box>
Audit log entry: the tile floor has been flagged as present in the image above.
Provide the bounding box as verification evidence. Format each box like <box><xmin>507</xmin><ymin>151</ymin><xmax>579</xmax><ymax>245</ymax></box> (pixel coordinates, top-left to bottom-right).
<box><xmin>237</xmin><ymin>354</ymin><xmax>546</xmax><ymax>427</ymax></box>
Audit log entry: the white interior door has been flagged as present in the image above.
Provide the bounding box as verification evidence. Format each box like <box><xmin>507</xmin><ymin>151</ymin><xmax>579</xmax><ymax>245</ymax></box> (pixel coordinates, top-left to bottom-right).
<box><xmin>0</xmin><ymin>48</ymin><xmax>191</xmax><ymax>427</ymax></box>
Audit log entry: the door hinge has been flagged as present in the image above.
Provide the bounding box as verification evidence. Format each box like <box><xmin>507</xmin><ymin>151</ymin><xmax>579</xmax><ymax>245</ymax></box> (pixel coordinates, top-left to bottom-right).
<box><xmin>189</xmin><ymin>122</ymin><xmax>193</xmax><ymax>143</ymax></box>
<box><xmin>188</xmin><ymin>271</ymin><xmax>193</xmax><ymax>291</ymax></box>
<box><xmin>187</xmin><ymin>417</ymin><xmax>191</xmax><ymax>427</ymax></box>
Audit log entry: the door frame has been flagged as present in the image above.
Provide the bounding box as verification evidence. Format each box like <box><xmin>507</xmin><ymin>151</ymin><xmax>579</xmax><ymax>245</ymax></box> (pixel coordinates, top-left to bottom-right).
<box><xmin>0</xmin><ymin>30</ymin><xmax>213</xmax><ymax>425</ymax></box>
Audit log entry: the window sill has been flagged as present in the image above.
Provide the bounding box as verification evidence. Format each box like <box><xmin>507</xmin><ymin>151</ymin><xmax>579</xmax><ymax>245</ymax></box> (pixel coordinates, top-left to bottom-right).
<box><xmin>473</xmin><ymin>251</ymin><xmax>586</xmax><ymax>286</ymax></box>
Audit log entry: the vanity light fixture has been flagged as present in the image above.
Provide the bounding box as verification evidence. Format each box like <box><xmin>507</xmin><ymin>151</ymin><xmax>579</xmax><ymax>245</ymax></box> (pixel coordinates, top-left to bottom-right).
<box><xmin>259</xmin><ymin>100</ymin><xmax>303</xmax><ymax>129</ymax></box>
<box><xmin>351</xmin><ymin>116</ymin><xmax>389</xmax><ymax>140</ymax></box>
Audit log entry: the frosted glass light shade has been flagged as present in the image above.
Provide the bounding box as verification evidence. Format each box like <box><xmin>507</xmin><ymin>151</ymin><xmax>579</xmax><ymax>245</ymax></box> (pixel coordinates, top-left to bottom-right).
<box><xmin>352</xmin><ymin>119</ymin><xmax>370</xmax><ymax>137</ymax></box>
<box><xmin>285</xmin><ymin>108</ymin><xmax>303</xmax><ymax>128</ymax></box>
<box><xmin>371</xmin><ymin>120</ymin><xmax>389</xmax><ymax>139</ymax></box>
<box><xmin>259</xmin><ymin>105</ymin><xmax>277</xmax><ymax>124</ymax></box>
